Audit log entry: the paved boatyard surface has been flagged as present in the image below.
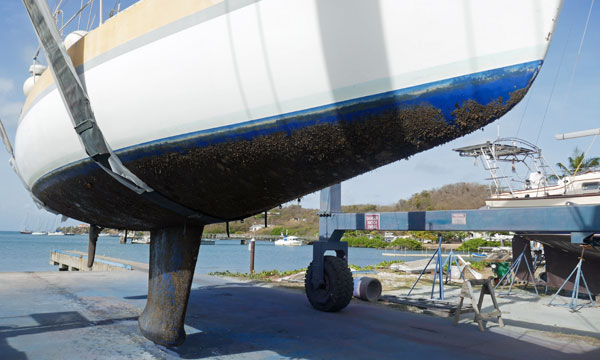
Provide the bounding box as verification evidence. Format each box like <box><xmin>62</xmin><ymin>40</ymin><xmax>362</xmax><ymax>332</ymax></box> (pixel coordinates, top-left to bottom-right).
<box><xmin>1</xmin><ymin>266</ymin><xmax>599</xmax><ymax>359</ymax></box>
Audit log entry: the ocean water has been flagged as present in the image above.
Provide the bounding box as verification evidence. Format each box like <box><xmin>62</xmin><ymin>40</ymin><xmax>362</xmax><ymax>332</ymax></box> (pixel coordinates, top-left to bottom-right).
<box><xmin>0</xmin><ymin>231</ymin><xmax>429</xmax><ymax>274</ymax></box>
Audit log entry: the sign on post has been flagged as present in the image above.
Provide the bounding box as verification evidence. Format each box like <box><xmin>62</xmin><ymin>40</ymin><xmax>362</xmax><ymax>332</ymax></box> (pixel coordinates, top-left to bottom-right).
<box><xmin>365</xmin><ymin>213</ymin><xmax>380</xmax><ymax>230</ymax></box>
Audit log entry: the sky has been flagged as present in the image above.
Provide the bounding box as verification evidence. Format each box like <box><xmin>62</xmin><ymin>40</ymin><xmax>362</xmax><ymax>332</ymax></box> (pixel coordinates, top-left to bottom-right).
<box><xmin>0</xmin><ymin>1</ymin><xmax>599</xmax><ymax>231</ymax></box>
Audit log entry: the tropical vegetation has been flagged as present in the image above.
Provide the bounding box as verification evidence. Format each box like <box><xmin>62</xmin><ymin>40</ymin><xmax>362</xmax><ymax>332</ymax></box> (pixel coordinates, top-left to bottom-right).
<box><xmin>556</xmin><ymin>147</ymin><xmax>600</xmax><ymax>176</ymax></box>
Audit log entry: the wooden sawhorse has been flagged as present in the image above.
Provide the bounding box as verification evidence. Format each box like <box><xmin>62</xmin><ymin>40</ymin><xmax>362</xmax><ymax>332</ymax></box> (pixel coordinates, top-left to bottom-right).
<box><xmin>453</xmin><ymin>278</ymin><xmax>504</xmax><ymax>331</ymax></box>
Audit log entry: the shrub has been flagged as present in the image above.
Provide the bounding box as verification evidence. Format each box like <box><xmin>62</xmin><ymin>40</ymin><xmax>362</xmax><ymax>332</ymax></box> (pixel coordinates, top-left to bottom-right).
<box><xmin>342</xmin><ymin>235</ymin><xmax>387</xmax><ymax>249</ymax></box>
<box><xmin>269</xmin><ymin>227</ymin><xmax>285</xmax><ymax>236</ymax></box>
<box><xmin>390</xmin><ymin>238</ymin><xmax>423</xmax><ymax>250</ymax></box>
<box><xmin>457</xmin><ymin>238</ymin><xmax>501</xmax><ymax>252</ymax></box>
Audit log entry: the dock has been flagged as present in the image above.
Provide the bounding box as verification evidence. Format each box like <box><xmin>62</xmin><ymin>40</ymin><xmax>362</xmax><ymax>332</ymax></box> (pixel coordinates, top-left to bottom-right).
<box><xmin>382</xmin><ymin>252</ymin><xmax>478</xmax><ymax>258</ymax></box>
<box><xmin>49</xmin><ymin>250</ymin><xmax>134</xmax><ymax>272</ymax></box>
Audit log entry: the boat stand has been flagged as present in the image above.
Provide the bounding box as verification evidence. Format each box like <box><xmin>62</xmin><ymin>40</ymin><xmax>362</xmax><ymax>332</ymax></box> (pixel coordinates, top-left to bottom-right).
<box><xmin>454</xmin><ymin>278</ymin><xmax>503</xmax><ymax>332</ymax></box>
<box><xmin>407</xmin><ymin>236</ymin><xmax>445</xmax><ymax>300</ymax></box>
<box><xmin>443</xmin><ymin>250</ymin><xmax>466</xmax><ymax>283</ymax></box>
<box><xmin>548</xmin><ymin>246</ymin><xmax>595</xmax><ymax>311</ymax></box>
<box><xmin>494</xmin><ymin>247</ymin><xmax>538</xmax><ymax>296</ymax></box>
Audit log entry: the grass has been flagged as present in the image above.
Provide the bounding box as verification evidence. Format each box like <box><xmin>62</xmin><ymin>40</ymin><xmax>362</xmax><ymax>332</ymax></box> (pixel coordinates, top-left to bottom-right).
<box><xmin>349</xmin><ymin>260</ymin><xmax>405</xmax><ymax>271</ymax></box>
<box><xmin>468</xmin><ymin>260</ymin><xmax>487</xmax><ymax>270</ymax></box>
<box><xmin>209</xmin><ymin>268</ymin><xmax>306</xmax><ymax>280</ymax></box>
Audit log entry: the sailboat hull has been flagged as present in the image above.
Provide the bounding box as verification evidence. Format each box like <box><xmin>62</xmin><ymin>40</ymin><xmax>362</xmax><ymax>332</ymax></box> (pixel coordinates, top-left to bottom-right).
<box><xmin>16</xmin><ymin>0</ymin><xmax>562</xmax><ymax>229</ymax></box>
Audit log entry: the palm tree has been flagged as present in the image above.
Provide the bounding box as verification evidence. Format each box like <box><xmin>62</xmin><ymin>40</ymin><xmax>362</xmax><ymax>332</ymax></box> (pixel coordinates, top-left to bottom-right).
<box><xmin>555</xmin><ymin>147</ymin><xmax>600</xmax><ymax>175</ymax></box>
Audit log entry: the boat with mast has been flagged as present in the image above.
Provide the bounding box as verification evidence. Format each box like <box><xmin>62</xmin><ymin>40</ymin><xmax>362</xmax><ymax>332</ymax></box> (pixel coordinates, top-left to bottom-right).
<box><xmin>20</xmin><ymin>213</ymin><xmax>33</xmax><ymax>234</ymax></box>
<box><xmin>9</xmin><ymin>0</ymin><xmax>562</xmax><ymax>230</ymax></box>
<box><xmin>453</xmin><ymin>136</ymin><xmax>600</xmax><ymax>208</ymax></box>
<box><xmin>3</xmin><ymin>0</ymin><xmax>565</xmax><ymax>347</ymax></box>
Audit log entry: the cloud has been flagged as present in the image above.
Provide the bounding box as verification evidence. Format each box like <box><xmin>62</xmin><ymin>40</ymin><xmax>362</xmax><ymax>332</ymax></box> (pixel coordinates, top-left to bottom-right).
<box><xmin>0</xmin><ymin>78</ymin><xmax>14</xmax><ymax>95</ymax></box>
<box><xmin>0</xmin><ymin>77</ymin><xmax>23</xmax><ymax>127</ymax></box>
<box><xmin>1</xmin><ymin>101</ymin><xmax>23</xmax><ymax>120</ymax></box>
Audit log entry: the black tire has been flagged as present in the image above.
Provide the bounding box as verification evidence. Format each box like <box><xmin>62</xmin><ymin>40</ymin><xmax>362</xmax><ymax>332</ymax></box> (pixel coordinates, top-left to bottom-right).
<box><xmin>305</xmin><ymin>255</ymin><xmax>353</xmax><ymax>312</ymax></box>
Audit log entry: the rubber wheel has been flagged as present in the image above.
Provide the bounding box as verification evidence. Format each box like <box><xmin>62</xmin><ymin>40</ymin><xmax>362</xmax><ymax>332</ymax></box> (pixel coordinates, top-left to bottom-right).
<box><xmin>305</xmin><ymin>255</ymin><xmax>353</xmax><ymax>312</ymax></box>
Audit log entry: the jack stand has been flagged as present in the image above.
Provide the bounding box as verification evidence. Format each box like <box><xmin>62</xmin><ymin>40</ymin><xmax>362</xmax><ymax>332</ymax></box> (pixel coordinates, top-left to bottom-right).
<box><xmin>548</xmin><ymin>246</ymin><xmax>595</xmax><ymax>311</ymax></box>
<box><xmin>443</xmin><ymin>250</ymin><xmax>465</xmax><ymax>284</ymax></box>
<box><xmin>494</xmin><ymin>247</ymin><xmax>538</xmax><ymax>296</ymax></box>
<box><xmin>408</xmin><ymin>236</ymin><xmax>444</xmax><ymax>300</ymax></box>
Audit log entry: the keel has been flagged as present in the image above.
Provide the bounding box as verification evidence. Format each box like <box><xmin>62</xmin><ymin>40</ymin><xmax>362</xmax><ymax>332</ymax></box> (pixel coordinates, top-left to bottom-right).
<box><xmin>138</xmin><ymin>226</ymin><xmax>203</xmax><ymax>346</ymax></box>
<box><xmin>87</xmin><ymin>225</ymin><xmax>101</xmax><ymax>268</ymax></box>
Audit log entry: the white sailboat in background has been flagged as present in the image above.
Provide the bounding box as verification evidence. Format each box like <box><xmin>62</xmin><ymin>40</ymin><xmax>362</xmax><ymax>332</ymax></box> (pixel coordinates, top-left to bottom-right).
<box><xmin>20</xmin><ymin>213</ymin><xmax>33</xmax><ymax>234</ymax></box>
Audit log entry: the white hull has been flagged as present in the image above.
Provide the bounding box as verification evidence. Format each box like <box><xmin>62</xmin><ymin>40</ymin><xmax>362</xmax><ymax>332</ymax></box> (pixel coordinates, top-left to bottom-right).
<box><xmin>487</xmin><ymin>171</ymin><xmax>600</xmax><ymax>208</ymax></box>
<box><xmin>16</xmin><ymin>0</ymin><xmax>562</xmax><ymax>188</ymax></box>
<box><xmin>274</xmin><ymin>236</ymin><xmax>303</xmax><ymax>246</ymax></box>
<box><xmin>486</xmin><ymin>194</ymin><xmax>600</xmax><ymax>208</ymax></box>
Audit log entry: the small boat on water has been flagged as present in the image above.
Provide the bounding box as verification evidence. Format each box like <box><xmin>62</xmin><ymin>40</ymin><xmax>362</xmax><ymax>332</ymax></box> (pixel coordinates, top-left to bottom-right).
<box><xmin>274</xmin><ymin>235</ymin><xmax>303</xmax><ymax>247</ymax></box>
<box><xmin>131</xmin><ymin>235</ymin><xmax>151</xmax><ymax>244</ymax></box>
<box><xmin>31</xmin><ymin>231</ymin><xmax>47</xmax><ymax>236</ymax></box>
<box><xmin>47</xmin><ymin>231</ymin><xmax>65</xmax><ymax>236</ymax></box>
<box><xmin>454</xmin><ymin>138</ymin><xmax>600</xmax><ymax>208</ymax></box>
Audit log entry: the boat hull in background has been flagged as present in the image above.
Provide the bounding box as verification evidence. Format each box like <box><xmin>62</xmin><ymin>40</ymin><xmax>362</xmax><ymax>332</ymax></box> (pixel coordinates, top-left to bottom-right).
<box><xmin>15</xmin><ymin>0</ymin><xmax>563</xmax><ymax>229</ymax></box>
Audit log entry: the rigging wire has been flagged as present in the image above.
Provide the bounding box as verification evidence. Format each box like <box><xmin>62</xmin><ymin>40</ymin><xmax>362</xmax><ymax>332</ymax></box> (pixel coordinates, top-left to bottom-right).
<box><xmin>558</xmin><ymin>0</ymin><xmax>596</xmax><ymax>126</ymax></box>
<box><xmin>514</xmin><ymin>91</ymin><xmax>532</xmax><ymax>138</ymax></box>
<box><xmin>536</xmin><ymin>0</ymin><xmax>595</xmax><ymax>145</ymax></box>
<box><xmin>534</xmin><ymin>24</ymin><xmax>573</xmax><ymax>145</ymax></box>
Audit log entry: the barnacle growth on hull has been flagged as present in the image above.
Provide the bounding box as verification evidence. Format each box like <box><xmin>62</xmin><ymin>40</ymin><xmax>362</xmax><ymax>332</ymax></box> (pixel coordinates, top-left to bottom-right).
<box><xmin>33</xmin><ymin>88</ymin><xmax>528</xmax><ymax>229</ymax></box>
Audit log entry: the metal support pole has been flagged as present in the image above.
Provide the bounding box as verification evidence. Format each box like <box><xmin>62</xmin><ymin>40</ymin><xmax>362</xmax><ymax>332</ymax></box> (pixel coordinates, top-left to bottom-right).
<box><xmin>99</xmin><ymin>0</ymin><xmax>103</xmax><ymax>24</ymax></box>
<box><xmin>408</xmin><ymin>236</ymin><xmax>444</xmax><ymax>299</ymax></box>
<box><xmin>495</xmin><ymin>248</ymin><xmax>538</xmax><ymax>296</ymax></box>
<box><xmin>548</xmin><ymin>247</ymin><xmax>595</xmax><ymax>311</ymax></box>
<box><xmin>249</xmin><ymin>238</ymin><xmax>256</xmax><ymax>274</ymax></box>
<box><xmin>312</xmin><ymin>184</ymin><xmax>347</xmax><ymax>286</ymax></box>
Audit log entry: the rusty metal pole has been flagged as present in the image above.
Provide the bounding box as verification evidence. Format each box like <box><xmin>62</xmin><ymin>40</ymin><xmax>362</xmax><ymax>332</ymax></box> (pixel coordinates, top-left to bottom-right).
<box><xmin>250</xmin><ymin>238</ymin><xmax>256</xmax><ymax>274</ymax></box>
<box><xmin>138</xmin><ymin>226</ymin><xmax>203</xmax><ymax>346</ymax></box>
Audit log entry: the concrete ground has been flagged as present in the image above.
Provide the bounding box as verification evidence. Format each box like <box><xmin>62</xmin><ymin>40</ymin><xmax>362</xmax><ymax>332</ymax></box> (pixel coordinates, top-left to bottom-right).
<box><xmin>1</xmin><ymin>268</ymin><xmax>599</xmax><ymax>359</ymax></box>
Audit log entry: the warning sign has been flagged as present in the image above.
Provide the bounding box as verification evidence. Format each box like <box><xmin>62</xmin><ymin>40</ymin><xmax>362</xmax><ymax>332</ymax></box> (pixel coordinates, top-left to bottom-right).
<box><xmin>365</xmin><ymin>213</ymin><xmax>380</xmax><ymax>230</ymax></box>
<box><xmin>451</xmin><ymin>213</ymin><xmax>467</xmax><ymax>225</ymax></box>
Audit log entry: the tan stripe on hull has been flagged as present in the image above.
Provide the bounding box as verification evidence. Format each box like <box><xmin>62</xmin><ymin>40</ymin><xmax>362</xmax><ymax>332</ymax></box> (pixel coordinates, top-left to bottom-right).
<box><xmin>22</xmin><ymin>0</ymin><xmax>222</xmax><ymax>114</ymax></box>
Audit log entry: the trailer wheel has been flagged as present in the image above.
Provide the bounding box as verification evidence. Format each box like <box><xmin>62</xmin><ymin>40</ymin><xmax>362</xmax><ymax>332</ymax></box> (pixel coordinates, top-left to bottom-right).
<box><xmin>305</xmin><ymin>255</ymin><xmax>353</xmax><ymax>312</ymax></box>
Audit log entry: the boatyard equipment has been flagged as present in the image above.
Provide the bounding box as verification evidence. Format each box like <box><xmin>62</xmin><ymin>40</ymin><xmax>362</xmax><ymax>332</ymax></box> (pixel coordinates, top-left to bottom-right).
<box><xmin>442</xmin><ymin>250</ymin><xmax>465</xmax><ymax>283</ymax></box>
<box><xmin>490</xmin><ymin>262</ymin><xmax>510</xmax><ymax>282</ymax></box>
<box><xmin>548</xmin><ymin>246</ymin><xmax>595</xmax><ymax>311</ymax></box>
<box><xmin>454</xmin><ymin>278</ymin><xmax>503</xmax><ymax>332</ymax></box>
<box><xmin>494</xmin><ymin>246</ymin><xmax>538</xmax><ymax>296</ymax></box>
<box><xmin>314</xmin><ymin>183</ymin><xmax>600</xmax><ymax>314</ymax></box>
<box><xmin>407</xmin><ymin>236</ymin><xmax>445</xmax><ymax>300</ymax></box>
